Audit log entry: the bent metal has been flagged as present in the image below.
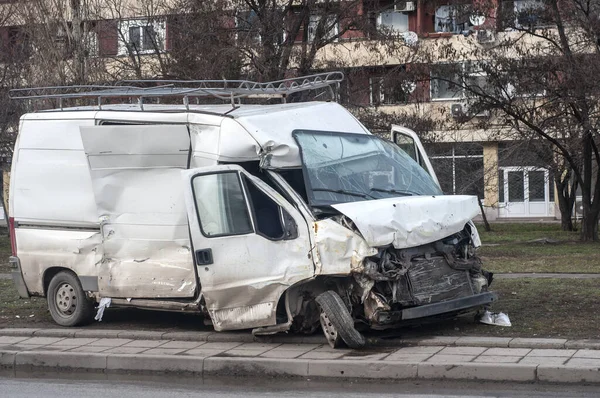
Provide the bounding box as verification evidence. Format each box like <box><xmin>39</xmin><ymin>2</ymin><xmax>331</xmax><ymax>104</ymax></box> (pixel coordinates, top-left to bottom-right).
<box><xmin>8</xmin><ymin>74</ymin><xmax>496</xmax><ymax>348</ymax></box>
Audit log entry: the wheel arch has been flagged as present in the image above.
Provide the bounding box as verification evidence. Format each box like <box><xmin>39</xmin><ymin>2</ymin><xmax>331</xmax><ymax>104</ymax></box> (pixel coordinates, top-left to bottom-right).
<box><xmin>43</xmin><ymin>267</ymin><xmax>75</xmax><ymax>297</ymax></box>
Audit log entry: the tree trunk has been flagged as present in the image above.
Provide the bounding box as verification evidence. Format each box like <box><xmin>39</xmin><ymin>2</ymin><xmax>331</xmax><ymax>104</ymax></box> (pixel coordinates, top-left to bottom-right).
<box><xmin>554</xmin><ymin>170</ymin><xmax>577</xmax><ymax>231</ymax></box>
<box><xmin>580</xmin><ymin>207</ymin><xmax>599</xmax><ymax>241</ymax></box>
<box><xmin>477</xmin><ymin>195</ymin><xmax>491</xmax><ymax>232</ymax></box>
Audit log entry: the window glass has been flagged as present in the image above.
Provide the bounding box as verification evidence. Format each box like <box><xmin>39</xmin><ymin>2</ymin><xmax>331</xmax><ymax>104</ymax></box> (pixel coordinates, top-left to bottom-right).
<box><xmin>455</xmin><ymin>157</ymin><xmax>484</xmax><ymax>196</ymax></box>
<box><xmin>243</xmin><ymin>176</ymin><xmax>284</xmax><ymax>239</ymax></box>
<box><xmin>128</xmin><ymin>26</ymin><xmax>141</xmax><ymax>49</ymax></box>
<box><xmin>394</xmin><ymin>134</ymin><xmax>417</xmax><ymax>162</ymax></box>
<box><xmin>431</xmin><ymin>65</ymin><xmax>461</xmax><ymax>99</ymax></box>
<box><xmin>499</xmin><ymin>170</ymin><xmax>505</xmax><ymax>202</ymax></box>
<box><xmin>508</xmin><ymin>171</ymin><xmax>525</xmax><ymax>202</ymax></box>
<box><xmin>430</xmin><ymin>157</ymin><xmax>454</xmax><ymax>194</ymax></box>
<box><xmin>192</xmin><ymin>172</ymin><xmax>253</xmax><ymax>237</ymax></box>
<box><xmin>528</xmin><ymin>170</ymin><xmax>546</xmax><ymax>202</ymax></box>
<box><xmin>378</xmin><ymin>10</ymin><xmax>409</xmax><ymax>33</ymax></box>
<box><xmin>435</xmin><ymin>5</ymin><xmax>473</xmax><ymax>34</ymax></box>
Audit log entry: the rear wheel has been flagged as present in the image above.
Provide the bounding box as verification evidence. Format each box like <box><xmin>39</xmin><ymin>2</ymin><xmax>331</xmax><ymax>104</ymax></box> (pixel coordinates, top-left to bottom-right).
<box><xmin>315</xmin><ymin>291</ymin><xmax>365</xmax><ymax>349</ymax></box>
<box><xmin>47</xmin><ymin>271</ymin><xmax>95</xmax><ymax>327</ymax></box>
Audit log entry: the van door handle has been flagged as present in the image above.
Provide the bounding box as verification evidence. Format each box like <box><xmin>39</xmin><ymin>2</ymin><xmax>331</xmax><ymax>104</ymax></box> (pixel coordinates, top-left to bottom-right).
<box><xmin>195</xmin><ymin>249</ymin><xmax>213</xmax><ymax>265</ymax></box>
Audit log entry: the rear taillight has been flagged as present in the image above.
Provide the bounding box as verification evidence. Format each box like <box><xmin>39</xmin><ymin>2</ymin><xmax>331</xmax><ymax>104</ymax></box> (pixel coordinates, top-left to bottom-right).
<box><xmin>9</xmin><ymin>217</ymin><xmax>16</xmax><ymax>256</ymax></box>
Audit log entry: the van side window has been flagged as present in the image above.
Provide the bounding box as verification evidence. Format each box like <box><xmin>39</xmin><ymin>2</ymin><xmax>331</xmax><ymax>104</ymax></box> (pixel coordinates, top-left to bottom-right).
<box><xmin>192</xmin><ymin>172</ymin><xmax>253</xmax><ymax>237</ymax></box>
<box><xmin>242</xmin><ymin>176</ymin><xmax>285</xmax><ymax>240</ymax></box>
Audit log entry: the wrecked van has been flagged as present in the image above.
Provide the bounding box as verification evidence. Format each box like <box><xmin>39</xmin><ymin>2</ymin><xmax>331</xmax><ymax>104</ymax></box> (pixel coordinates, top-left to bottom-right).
<box><xmin>9</xmin><ymin>73</ymin><xmax>495</xmax><ymax>348</ymax></box>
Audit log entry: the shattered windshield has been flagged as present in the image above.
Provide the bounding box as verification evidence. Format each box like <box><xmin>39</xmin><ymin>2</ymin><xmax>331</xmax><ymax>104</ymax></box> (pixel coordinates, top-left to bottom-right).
<box><xmin>293</xmin><ymin>130</ymin><xmax>442</xmax><ymax>206</ymax></box>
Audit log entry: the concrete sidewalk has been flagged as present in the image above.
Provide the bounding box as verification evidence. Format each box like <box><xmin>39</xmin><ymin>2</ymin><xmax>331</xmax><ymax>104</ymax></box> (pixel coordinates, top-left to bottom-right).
<box><xmin>1</xmin><ymin>329</ymin><xmax>599</xmax><ymax>384</ymax></box>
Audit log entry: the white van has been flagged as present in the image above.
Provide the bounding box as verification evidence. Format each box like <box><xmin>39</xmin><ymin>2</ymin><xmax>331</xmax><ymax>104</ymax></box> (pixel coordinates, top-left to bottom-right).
<box><xmin>9</xmin><ymin>74</ymin><xmax>495</xmax><ymax>348</ymax></box>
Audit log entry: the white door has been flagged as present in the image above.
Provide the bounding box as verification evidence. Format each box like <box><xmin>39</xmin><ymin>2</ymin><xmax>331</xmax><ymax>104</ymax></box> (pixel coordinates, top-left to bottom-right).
<box><xmin>390</xmin><ymin>125</ymin><xmax>440</xmax><ymax>187</ymax></box>
<box><xmin>499</xmin><ymin>167</ymin><xmax>554</xmax><ymax>218</ymax></box>
<box><xmin>182</xmin><ymin>164</ymin><xmax>314</xmax><ymax>331</ymax></box>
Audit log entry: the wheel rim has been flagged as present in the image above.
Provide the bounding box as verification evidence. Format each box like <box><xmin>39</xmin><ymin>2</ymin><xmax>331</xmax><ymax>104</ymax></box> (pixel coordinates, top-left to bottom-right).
<box><xmin>319</xmin><ymin>308</ymin><xmax>339</xmax><ymax>347</ymax></box>
<box><xmin>55</xmin><ymin>282</ymin><xmax>77</xmax><ymax>317</ymax></box>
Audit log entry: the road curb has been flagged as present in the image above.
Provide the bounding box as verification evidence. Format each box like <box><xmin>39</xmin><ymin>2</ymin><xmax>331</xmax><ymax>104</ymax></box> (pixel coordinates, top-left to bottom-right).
<box><xmin>2</xmin><ymin>328</ymin><xmax>599</xmax><ymax>349</ymax></box>
<box><xmin>1</xmin><ymin>349</ymin><xmax>598</xmax><ymax>384</ymax></box>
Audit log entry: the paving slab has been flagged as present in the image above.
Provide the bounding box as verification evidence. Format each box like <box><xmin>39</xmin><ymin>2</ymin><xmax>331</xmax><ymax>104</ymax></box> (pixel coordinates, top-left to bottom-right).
<box><xmin>106</xmin><ymin>354</ymin><xmax>203</xmax><ymax>373</ymax></box>
<box><xmin>67</xmin><ymin>346</ymin><xmax>110</xmax><ymax>353</ymax></box>
<box><xmin>0</xmin><ymin>336</ymin><xmax>30</xmax><ymax>345</ymax></box>
<box><xmin>7</xmin><ymin>344</ymin><xmax>47</xmax><ymax>352</ymax></box>
<box><xmin>206</xmin><ymin>332</ymin><xmax>253</xmax><ymax>343</ymax></box>
<box><xmin>181</xmin><ymin>348</ymin><xmax>227</xmax><ymax>357</ymax></box>
<box><xmin>437</xmin><ymin>346</ymin><xmax>487</xmax><ymax>356</ymax></box>
<box><xmin>298</xmin><ymin>351</ymin><xmax>346</xmax><ymax>360</ymax></box>
<box><xmin>509</xmin><ymin>338</ymin><xmax>567</xmax><ymax>349</ymax></box>
<box><xmin>259</xmin><ymin>350</ymin><xmax>304</xmax><ymax>359</ymax></box>
<box><xmin>0</xmin><ymin>351</ymin><xmax>16</xmax><ymax>367</ymax></box>
<box><xmin>426</xmin><ymin>354</ymin><xmax>477</xmax><ymax>363</ymax></box>
<box><xmin>20</xmin><ymin>337</ymin><xmax>64</xmax><ymax>345</ymax></box>
<box><xmin>416</xmin><ymin>336</ymin><xmax>460</xmax><ymax>346</ymax></box>
<box><xmin>480</xmin><ymin>347</ymin><xmax>531</xmax><ymax>357</ymax></box>
<box><xmin>526</xmin><ymin>348</ymin><xmax>576</xmax><ymax>357</ymax></box>
<box><xmin>102</xmin><ymin>347</ymin><xmax>149</xmax><ymax>354</ymax></box>
<box><xmin>342</xmin><ymin>352</ymin><xmax>390</xmax><ymax>361</ymax></box>
<box><xmin>87</xmin><ymin>338</ymin><xmax>132</xmax><ymax>347</ymax></box>
<box><xmin>418</xmin><ymin>362</ymin><xmax>537</xmax><ymax>382</ymax></box>
<box><xmin>383</xmin><ymin>354</ymin><xmax>433</xmax><ymax>362</ymax></box>
<box><xmin>308</xmin><ymin>359</ymin><xmax>418</xmax><ymax>379</ymax></box>
<box><xmin>573</xmin><ymin>350</ymin><xmax>600</xmax><ymax>359</ymax></box>
<box><xmin>519</xmin><ymin>356</ymin><xmax>567</xmax><ymax>365</ymax></box>
<box><xmin>390</xmin><ymin>346</ymin><xmax>444</xmax><ymax>355</ymax></box>
<box><xmin>73</xmin><ymin>330</ymin><xmax>124</xmax><ymax>339</ymax></box>
<box><xmin>157</xmin><ymin>341</ymin><xmax>204</xmax><ymax>350</ymax></box>
<box><xmin>49</xmin><ymin>338</ymin><xmax>99</xmax><ymax>347</ymax></box>
<box><xmin>142</xmin><ymin>348</ymin><xmax>188</xmax><ymax>355</ymax></box>
<box><xmin>565</xmin><ymin>358</ymin><xmax>600</xmax><ymax>367</ymax></box>
<box><xmin>122</xmin><ymin>340</ymin><xmax>168</xmax><ymax>348</ymax></box>
<box><xmin>220</xmin><ymin>348</ymin><xmax>273</xmax><ymax>357</ymax></box>
<box><xmin>474</xmin><ymin>356</ymin><xmax>522</xmax><ymax>363</ymax></box>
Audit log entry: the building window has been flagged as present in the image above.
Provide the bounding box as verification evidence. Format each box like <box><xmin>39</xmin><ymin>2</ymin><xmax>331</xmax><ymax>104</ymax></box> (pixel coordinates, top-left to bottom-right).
<box><xmin>430</xmin><ymin>63</ymin><xmax>488</xmax><ymax>100</ymax></box>
<box><xmin>369</xmin><ymin>75</ymin><xmax>410</xmax><ymax>105</ymax></box>
<box><xmin>377</xmin><ymin>10</ymin><xmax>409</xmax><ymax>34</ymax></box>
<box><xmin>426</xmin><ymin>143</ymin><xmax>485</xmax><ymax>197</ymax></box>
<box><xmin>307</xmin><ymin>15</ymin><xmax>339</xmax><ymax>43</ymax></box>
<box><xmin>514</xmin><ymin>0</ymin><xmax>550</xmax><ymax>29</ymax></box>
<box><xmin>434</xmin><ymin>5</ymin><xmax>473</xmax><ymax>34</ymax></box>
<box><xmin>118</xmin><ymin>19</ymin><xmax>165</xmax><ymax>55</ymax></box>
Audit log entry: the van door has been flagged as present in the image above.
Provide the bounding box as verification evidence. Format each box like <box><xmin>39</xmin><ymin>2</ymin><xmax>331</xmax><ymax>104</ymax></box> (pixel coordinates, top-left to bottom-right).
<box><xmin>182</xmin><ymin>164</ymin><xmax>314</xmax><ymax>331</ymax></box>
<box><xmin>390</xmin><ymin>125</ymin><xmax>440</xmax><ymax>187</ymax></box>
<box><xmin>80</xmin><ymin>125</ymin><xmax>197</xmax><ymax>299</ymax></box>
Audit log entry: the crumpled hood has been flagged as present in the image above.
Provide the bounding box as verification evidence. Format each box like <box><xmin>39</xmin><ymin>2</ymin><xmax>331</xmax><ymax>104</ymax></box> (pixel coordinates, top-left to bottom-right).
<box><xmin>331</xmin><ymin>195</ymin><xmax>480</xmax><ymax>249</ymax></box>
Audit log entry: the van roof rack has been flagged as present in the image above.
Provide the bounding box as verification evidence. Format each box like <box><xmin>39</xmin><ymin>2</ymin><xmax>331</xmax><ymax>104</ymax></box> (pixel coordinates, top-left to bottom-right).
<box><xmin>9</xmin><ymin>72</ymin><xmax>344</xmax><ymax>111</ymax></box>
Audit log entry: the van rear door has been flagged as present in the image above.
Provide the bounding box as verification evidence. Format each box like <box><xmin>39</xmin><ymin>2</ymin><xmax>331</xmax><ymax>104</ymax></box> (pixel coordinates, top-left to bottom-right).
<box><xmin>181</xmin><ymin>164</ymin><xmax>314</xmax><ymax>331</ymax></box>
<box><xmin>390</xmin><ymin>125</ymin><xmax>440</xmax><ymax>187</ymax></box>
<box><xmin>80</xmin><ymin>124</ymin><xmax>197</xmax><ymax>299</ymax></box>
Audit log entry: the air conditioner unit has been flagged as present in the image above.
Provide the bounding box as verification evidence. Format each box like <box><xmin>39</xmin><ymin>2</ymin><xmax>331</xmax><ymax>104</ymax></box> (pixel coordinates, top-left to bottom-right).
<box><xmin>451</xmin><ymin>103</ymin><xmax>464</xmax><ymax>118</ymax></box>
<box><xmin>476</xmin><ymin>29</ymin><xmax>495</xmax><ymax>44</ymax></box>
<box><xmin>394</xmin><ymin>1</ymin><xmax>416</xmax><ymax>12</ymax></box>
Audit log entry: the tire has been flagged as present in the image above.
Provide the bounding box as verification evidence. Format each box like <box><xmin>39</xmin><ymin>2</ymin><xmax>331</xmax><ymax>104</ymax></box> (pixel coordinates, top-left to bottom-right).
<box><xmin>315</xmin><ymin>290</ymin><xmax>366</xmax><ymax>349</ymax></box>
<box><xmin>47</xmin><ymin>271</ymin><xmax>95</xmax><ymax>327</ymax></box>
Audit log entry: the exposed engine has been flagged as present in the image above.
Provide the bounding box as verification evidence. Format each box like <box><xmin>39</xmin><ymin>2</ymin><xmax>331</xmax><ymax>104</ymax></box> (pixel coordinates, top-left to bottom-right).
<box><xmin>350</xmin><ymin>222</ymin><xmax>494</xmax><ymax>327</ymax></box>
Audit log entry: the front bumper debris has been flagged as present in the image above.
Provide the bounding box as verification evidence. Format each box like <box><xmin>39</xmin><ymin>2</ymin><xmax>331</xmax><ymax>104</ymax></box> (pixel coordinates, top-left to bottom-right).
<box><xmin>375</xmin><ymin>291</ymin><xmax>497</xmax><ymax>324</ymax></box>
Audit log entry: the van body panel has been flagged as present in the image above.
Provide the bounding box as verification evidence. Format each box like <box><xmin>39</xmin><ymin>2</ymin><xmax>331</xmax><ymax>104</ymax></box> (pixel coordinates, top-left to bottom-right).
<box><xmin>182</xmin><ymin>164</ymin><xmax>314</xmax><ymax>331</ymax></box>
<box><xmin>16</xmin><ymin>228</ymin><xmax>102</xmax><ymax>295</ymax></box>
<box><xmin>80</xmin><ymin>125</ymin><xmax>197</xmax><ymax>298</ymax></box>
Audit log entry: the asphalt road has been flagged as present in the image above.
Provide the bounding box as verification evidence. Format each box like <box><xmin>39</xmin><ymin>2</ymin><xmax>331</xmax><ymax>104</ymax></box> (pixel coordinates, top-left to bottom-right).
<box><xmin>1</xmin><ymin>374</ymin><xmax>599</xmax><ymax>398</ymax></box>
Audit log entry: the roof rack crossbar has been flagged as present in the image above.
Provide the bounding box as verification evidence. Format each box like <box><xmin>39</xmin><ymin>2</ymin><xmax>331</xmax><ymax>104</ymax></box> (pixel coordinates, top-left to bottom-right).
<box><xmin>9</xmin><ymin>72</ymin><xmax>344</xmax><ymax>106</ymax></box>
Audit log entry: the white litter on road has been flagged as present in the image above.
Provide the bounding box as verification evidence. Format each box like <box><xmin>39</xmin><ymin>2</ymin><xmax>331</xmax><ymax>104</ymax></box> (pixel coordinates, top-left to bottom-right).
<box><xmin>94</xmin><ymin>297</ymin><xmax>112</xmax><ymax>321</ymax></box>
<box><xmin>480</xmin><ymin>310</ymin><xmax>512</xmax><ymax>327</ymax></box>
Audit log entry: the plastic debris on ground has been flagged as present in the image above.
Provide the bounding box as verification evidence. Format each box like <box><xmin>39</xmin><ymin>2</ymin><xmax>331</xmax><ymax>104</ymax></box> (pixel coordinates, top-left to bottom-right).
<box><xmin>480</xmin><ymin>310</ymin><xmax>512</xmax><ymax>327</ymax></box>
<box><xmin>94</xmin><ymin>297</ymin><xmax>112</xmax><ymax>321</ymax></box>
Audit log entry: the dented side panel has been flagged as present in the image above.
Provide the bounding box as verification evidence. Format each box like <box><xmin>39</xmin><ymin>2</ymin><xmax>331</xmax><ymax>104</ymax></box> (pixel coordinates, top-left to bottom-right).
<box><xmin>81</xmin><ymin>125</ymin><xmax>197</xmax><ymax>299</ymax></box>
<box><xmin>16</xmin><ymin>228</ymin><xmax>102</xmax><ymax>295</ymax></box>
<box><xmin>312</xmin><ymin>218</ymin><xmax>377</xmax><ymax>276</ymax></box>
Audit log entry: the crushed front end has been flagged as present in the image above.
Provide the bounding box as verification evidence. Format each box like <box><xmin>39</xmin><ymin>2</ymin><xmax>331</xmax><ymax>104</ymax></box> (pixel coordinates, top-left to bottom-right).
<box><xmin>351</xmin><ymin>222</ymin><xmax>496</xmax><ymax>329</ymax></box>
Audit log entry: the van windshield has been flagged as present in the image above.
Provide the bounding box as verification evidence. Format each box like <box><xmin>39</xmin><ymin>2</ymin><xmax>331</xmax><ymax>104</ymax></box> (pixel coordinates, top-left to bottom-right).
<box><xmin>293</xmin><ymin>130</ymin><xmax>442</xmax><ymax>207</ymax></box>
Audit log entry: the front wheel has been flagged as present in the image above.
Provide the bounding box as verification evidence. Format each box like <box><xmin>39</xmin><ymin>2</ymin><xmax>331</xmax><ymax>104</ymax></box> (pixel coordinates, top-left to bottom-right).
<box><xmin>315</xmin><ymin>291</ymin><xmax>365</xmax><ymax>349</ymax></box>
<box><xmin>47</xmin><ymin>271</ymin><xmax>95</xmax><ymax>327</ymax></box>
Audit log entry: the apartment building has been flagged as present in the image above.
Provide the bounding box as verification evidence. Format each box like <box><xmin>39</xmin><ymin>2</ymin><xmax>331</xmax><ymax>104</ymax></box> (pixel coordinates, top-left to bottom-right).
<box><xmin>0</xmin><ymin>0</ymin><xmax>566</xmax><ymax>220</ymax></box>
